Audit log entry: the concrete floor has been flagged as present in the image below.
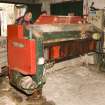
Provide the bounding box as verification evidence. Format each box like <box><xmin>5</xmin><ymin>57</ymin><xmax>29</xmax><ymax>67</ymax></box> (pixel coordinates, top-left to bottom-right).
<box><xmin>43</xmin><ymin>58</ymin><xmax>105</xmax><ymax>105</ymax></box>
<box><xmin>1</xmin><ymin>57</ymin><xmax>105</xmax><ymax>105</ymax></box>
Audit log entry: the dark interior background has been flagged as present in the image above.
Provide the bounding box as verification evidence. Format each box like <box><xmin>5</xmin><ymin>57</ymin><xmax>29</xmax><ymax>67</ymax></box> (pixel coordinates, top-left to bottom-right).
<box><xmin>28</xmin><ymin>4</ymin><xmax>42</xmax><ymax>22</ymax></box>
<box><xmin>50</xmin><ymin>1</ymin><xmax>83</xmax><ymax>16</ymax></box>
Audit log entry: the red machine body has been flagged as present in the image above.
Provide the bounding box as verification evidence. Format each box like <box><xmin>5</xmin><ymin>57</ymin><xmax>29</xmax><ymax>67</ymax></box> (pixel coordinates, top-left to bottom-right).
<box><xmin>35</xmin><ymin>16</ymin><xmax>82</xmax><ymax>24</ymax></box>
<box><xmin>8</xmin><ymin>25</ymin><xmax>36</xmax><ymax>75</ymax></box>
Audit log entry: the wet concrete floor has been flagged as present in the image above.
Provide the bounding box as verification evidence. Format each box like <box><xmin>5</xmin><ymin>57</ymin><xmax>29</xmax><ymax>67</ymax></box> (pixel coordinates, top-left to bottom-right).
<box><xmin>1</xmin><ymin>58</ymin><xmax>105</xmax><ymax>105</ymax></box>
<box><xmin>0</xmin><ymin>76</ymin><xmax>55</xmax><ymax>105</ymax></box>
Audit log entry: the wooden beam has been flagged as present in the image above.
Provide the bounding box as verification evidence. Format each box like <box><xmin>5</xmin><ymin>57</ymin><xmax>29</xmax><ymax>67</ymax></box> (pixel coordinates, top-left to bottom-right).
<box><xmin>0</xmin><ymin>0</ymin><xmax>40</xmax><ymax>4</ymax></box>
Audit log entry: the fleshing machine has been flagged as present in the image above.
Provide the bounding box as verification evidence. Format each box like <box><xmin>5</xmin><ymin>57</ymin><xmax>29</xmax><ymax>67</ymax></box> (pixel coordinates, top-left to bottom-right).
<box><xmin>7</xmin><ymin>16</ymin><xmax>103</xmax><ymax>95</ymax></box>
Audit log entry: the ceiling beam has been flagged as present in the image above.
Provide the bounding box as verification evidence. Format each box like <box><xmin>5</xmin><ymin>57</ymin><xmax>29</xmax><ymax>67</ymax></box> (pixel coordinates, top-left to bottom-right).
<box><xmin>0</xmin><ymin>0</ymin><xmax>40</xmax><ymax>4</ymax></box>
<box><xmin>0</xmin><ymin>0</ymin><xmax>82</xmax><ymax>4</ymax></box>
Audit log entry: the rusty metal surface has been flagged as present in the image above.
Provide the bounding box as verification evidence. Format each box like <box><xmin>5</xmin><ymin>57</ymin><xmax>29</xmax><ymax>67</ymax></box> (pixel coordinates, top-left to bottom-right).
<box><xmin>31</xmin><ymin>24</ymin><xmax>85</xmax><ymax>33</ymax></box>
<box><xmin>29</xmin><ymin>23</ymin><xmax>102</xmax><ymax>63</ymax></box>
<box><xmin>31</xmin><ymin>23</ymin><xmax>102</xmax><ymax>33</ymax></box>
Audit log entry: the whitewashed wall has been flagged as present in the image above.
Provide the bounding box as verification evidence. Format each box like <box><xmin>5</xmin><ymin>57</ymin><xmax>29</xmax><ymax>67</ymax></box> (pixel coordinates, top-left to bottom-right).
<box><xmin>0</xmin><ymin>3</ymin><xmax>15</xmax><ymax>24</ymax></box>
<box><xmin>88</xmin><ymin>0</ymin><xmax>105</xmax><ymax>9</ymax></box>
<box><xmin>0</xmin><ymin>3</ymin><xmax>15</xmax><ymax>36</ymax></box>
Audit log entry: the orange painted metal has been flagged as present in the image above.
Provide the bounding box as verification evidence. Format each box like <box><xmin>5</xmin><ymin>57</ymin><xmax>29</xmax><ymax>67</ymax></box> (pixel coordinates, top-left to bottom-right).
<box><xmin>8</xmin><ymin>25</ymin><xmax>24</xmax><ymax>39</ymax></box>
<box><xmin>35</xmin><ymin>16</ymin><xmax>82</xmax><ymax>24</ymax></box>
<box><xmin>7</xmin><ymin>25</ymin><xmax>36</xmax><ymax>75</ymax></box>
<box><xmin>51</xmin><ymin>46</ymin><xmax>60</xmax><ymax>59</ymax></box>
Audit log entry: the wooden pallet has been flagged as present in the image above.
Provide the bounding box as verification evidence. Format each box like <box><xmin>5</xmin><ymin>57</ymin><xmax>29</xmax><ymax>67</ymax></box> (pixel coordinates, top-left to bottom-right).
<box><xmin>0</xmin><ymin>37</ymin><xmax>7</xmax><ymax>76</ymax></box>
<box><xmin>0</xmin><ymin>66</ymin><xmax>8</xmax><ymax>76</ymax></box>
